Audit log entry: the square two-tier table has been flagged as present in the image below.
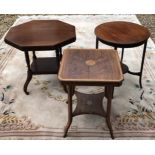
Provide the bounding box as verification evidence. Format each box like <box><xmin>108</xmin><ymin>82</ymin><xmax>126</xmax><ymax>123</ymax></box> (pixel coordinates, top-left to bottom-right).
<box><xmin>95</xmin><ymin>21</ymin><xmax>150</xmax><ymax>88</ymax></box>
<box><xmin>58</xmin><ymin>49</ymin><xmax>124</xmax><ymax>139</ymax></box>
<box><xmin>4</xmin><ymin>20</ymin><xmax>76</xmax><ymax>94</ymax></box>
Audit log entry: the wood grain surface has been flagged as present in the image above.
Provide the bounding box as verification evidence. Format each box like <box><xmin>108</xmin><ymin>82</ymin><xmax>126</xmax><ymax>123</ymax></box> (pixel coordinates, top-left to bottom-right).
<box><xmin>58</xmin><ymin>49</ymin><xmax>123</xmax><ymax>84</ymax></box>
<box><xmin>95</xmin><ymin>21</ymin><xmax>150</xmax><ymax>47</ymax></box>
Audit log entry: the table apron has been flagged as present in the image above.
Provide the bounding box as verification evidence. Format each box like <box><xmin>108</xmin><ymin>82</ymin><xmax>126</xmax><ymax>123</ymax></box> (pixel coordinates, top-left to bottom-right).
<box><xmin>97</xmin><ymin>37</ymin><xmax>148</xmax><ymax>48</ymax></box>
<box><xmin>61</xmin><ymin>81</ymin><xmax>122</xmax><ymax>87</ymax></box>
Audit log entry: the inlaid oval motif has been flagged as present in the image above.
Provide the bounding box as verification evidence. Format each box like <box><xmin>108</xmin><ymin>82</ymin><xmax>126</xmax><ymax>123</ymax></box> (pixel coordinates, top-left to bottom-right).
<box><xmin>85</xmin><ymin>59</ymin><xmax>96</xmax><ymax>66</ymax></box>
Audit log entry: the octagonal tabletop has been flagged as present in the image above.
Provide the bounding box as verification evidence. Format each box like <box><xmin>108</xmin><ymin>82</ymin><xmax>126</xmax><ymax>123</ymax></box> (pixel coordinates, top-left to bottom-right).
<box><xmin>4</xmin><ymin>20</ymin><xmax>76</xmax><ymax>51</ymax></box>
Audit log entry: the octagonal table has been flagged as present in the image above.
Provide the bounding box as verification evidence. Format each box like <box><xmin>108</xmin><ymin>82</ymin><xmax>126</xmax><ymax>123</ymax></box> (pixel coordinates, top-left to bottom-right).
<box><xmin>4</xmin><ymin>20</ymin><xmax>76</xmax><ymax>94</ymax></box>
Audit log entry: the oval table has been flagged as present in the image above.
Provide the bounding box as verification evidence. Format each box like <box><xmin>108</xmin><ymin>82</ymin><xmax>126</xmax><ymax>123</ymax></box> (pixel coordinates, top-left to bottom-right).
<box><xmin>95</xmin><ymin>21</ymin><xmax>150</xmax><ymax>88</ymax></box>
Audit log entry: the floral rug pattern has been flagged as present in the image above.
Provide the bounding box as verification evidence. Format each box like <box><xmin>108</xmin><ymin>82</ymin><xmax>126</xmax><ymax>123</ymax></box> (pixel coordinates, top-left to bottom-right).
<box><xmin>0</xmin><ymin>15</ymin><xmax>155</xmax><ymax>139</ymax></box>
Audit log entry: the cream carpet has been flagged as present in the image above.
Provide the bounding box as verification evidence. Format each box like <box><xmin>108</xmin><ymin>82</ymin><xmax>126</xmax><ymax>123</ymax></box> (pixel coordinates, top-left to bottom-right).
<box><xmin>0</xmin><ymin>15</ymin><xmax>155</xmax><ymax>139</ymax></box>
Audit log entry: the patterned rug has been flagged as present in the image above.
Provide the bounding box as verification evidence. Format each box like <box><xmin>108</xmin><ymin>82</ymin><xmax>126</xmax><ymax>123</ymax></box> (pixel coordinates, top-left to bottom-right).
<box><xmin>0</xmin><ymin>15</ymin><xmax>155</xmax><ymax>139</ymax></box>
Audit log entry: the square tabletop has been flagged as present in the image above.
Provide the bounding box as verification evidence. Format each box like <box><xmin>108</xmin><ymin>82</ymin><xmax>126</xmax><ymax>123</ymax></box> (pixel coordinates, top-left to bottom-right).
<box><xmin>58</xmin><ymin>49</ymin><xmax>123</xmax><ymax>85</ymax></box>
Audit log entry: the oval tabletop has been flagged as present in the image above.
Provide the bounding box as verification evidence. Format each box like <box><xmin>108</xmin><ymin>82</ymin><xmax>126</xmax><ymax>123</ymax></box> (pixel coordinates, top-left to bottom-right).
<box><xmin>95</xmin><ymin>21</ymin><xmax>150</xmax><ymax>48</ymax></box>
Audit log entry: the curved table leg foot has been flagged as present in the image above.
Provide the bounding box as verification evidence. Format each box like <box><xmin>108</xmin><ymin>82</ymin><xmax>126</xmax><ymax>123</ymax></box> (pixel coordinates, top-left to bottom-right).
<box><xmin>63</xmin><ymin>85</ymin><xmax>73</xmax><ymax>137</ymax></box>
<box><xmin>63</xmin><ymin>119</ymin><xmax>72</xmax><ymax>137</ymax></box>
<box><xmin>106</xmin><ymin>117</ymin><xmax>114</xmax><ymax>139</ymax></box>
<box><xmin>106</xmin><ymin>86</ymin><xmax>115</xmax><ymax>139</ymax></box>
<box><xmin>24</xmin><ymin>71</ymin><xmax>32</xmax><ymax>95</ymax></box>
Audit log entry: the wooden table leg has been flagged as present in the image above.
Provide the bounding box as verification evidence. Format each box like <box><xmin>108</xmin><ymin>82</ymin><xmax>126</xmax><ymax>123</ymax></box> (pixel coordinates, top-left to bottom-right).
<box><xmin>24</xmin><ymin>70</ymin><xmax>32</xmax><ymax>95</ymax></box>
<box><xmin>55</xmin><ymin>48</ymin><xmax>60</xmax><ymax>68</ymax></box>
<box><xmin>105</xmin><ymin>85</ymin><xmax>114</xmax><ymax>139</ymax></box>
<box><xmin>59</xmin><ymin>47</ymin><xmax>62</xmax><ymax>60</ymax></box>
<box><xmin>32</xmin><ymin>51</ymin><xmax>37</xmax><ymax>59</ymax></box>
<box><xmin>63</xmin><ymin>84</ymin><xmax>74</xmax><ymax>137</ymax></box>
<box><xmin>96</xmin><ymin>37</ymin><xmax>99</xmax><ymax>49</ymax></box>
<box><xmin>23</xmin><ymin>52</ymin><xmax>32</xmax><ymax>95</ymax></box>
<box><xmin>139</xmin><ymin>41</ymin><xmax>147</xmax><ymax>88</ymax></box>
<box><xmin>105</xmin><ymin>86</ymin><xmax>114</xmax><ymax>99</ymax></box>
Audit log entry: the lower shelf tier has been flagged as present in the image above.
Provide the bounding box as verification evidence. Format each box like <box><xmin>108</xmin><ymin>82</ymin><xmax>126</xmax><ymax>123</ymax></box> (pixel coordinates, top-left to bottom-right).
<box><xmin>31</xmin><ymin>57</ymin><xmax>59</xmax><ymax>74</ymax></box>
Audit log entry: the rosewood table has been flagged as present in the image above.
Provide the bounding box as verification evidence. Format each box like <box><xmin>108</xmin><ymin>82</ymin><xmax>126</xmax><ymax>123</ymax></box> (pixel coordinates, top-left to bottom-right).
<box><xmin>58</xmin><ymin>49</ymin><xmax>124</xmax><ymax>139</ymax></box>
<box><xmin>95</xmin><ymin>21</ymin><xmax>150</xmax><ymax>88</ymax></box>
<box><xmin>4</xmin><ymin>20</ymin><xmax>76</xmax><ymax>94</ymax></box>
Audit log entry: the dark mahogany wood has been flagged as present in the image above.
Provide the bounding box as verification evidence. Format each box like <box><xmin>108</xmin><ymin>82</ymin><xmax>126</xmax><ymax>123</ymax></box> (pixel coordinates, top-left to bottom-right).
<box><xmin>95</xmin><ymin>21</ymin><xmax>150</xmax><ymax>88</ymax></box>
<box><xmin>73</xmin><ymin>91</ymin><xmax>106</xmax><ymax>116</ymax></box>
<box><xmin>5</xmin><ymin>20</ymin><xmax>76</xmax><ymax>51</ymax></box>
<box><xmin>31</xmin><ymin>57</ymin><xmax>59</xmax><ymax>74</ymax></box>
<box><xmin>95</xmin><ymin>21</ymin><xmax>150</xmax><ymax>48</ymax></box>
<box><xmin>58</xmin><ymin>49</ymin><xmax>124</xmax><ymax>139</ymax></box>
<box><xmin>59</xmin><ymin>49</ymin><xmax>123</xmax><ymax>84</ymax></box>
<box><xmin>4</xmin><ymin>20</ymin><xmax>76</xmax><ymax>94</ymax></box>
